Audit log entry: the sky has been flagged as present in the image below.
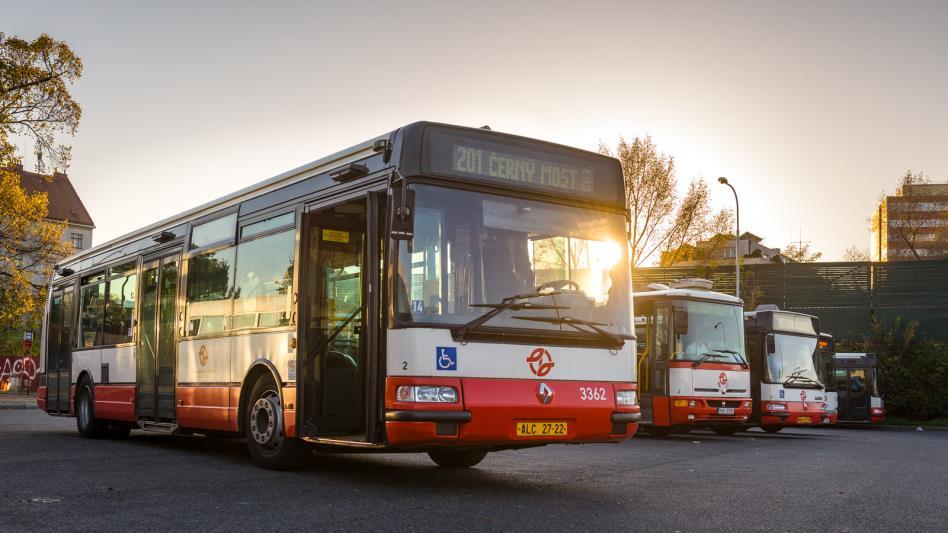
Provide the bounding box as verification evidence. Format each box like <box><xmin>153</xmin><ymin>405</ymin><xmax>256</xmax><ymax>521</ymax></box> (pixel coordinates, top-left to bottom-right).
<box><xmin>6</xmin><ymin>0</ymin><xmax>948</xmax><ymax>263</ymax></box>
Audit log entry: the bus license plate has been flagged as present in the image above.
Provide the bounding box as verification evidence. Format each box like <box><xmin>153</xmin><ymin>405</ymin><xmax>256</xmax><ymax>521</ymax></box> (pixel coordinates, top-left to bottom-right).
<box><xmin>717</xmin><ymin>407</ymin><xmax>735</xmax><ymax>415</ymax></box>
<box><xmin>515</xmin><ymin>421</ymin><xmax>569</xmax><ymax>437</ymax></box>
<box><xmin>797</xmin><ymin>416</ymin><xmax>812</xmax><ymax>424</ymax></box>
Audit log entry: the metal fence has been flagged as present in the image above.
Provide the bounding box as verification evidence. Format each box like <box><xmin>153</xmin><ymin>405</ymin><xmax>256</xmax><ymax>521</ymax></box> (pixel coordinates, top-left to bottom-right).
<box><xmin>632</xmin><ymin>259</ymin><xmax>948</xmax><ymax>341</ymax></box>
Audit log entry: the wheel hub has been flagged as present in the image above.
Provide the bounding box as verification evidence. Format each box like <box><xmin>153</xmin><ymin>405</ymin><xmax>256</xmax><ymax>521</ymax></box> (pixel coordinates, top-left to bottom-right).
<box><xmin>249</xmin><ymin>393</ymin><xmax>283</xmax><ymax>447</ymax></box>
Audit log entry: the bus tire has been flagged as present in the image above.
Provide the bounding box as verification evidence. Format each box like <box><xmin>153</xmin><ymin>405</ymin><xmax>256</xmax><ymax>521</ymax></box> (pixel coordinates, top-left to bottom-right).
<box><xmin>428</xmin><ymin>449</ymin><xmax>488</xmax><ymax>468</ymax></box>
<box><xmin>711</xmin><ymin>426</ymin><xmax>740</xmax><ymax>436</ymax></box>
<box><xmin>761</xmin><ymin>425</ymin><xmax>783</xmax><ymax>434</ymax></box>
<box><xmin>244</xmin><ymin>374</ymin><xmax>309</xmax><ymax>470</ymax></box>
<box><xmin>75</xmin><ymin>377</ymin><xmax>109</xmax><ymax>439</ymax></box>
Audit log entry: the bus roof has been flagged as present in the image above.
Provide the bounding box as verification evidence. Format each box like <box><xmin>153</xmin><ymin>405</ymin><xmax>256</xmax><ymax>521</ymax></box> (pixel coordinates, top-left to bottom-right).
<box><xmin>632</xmin><ymin>287</ymin><xmax>742</xmax><ymax>305</ymax></box>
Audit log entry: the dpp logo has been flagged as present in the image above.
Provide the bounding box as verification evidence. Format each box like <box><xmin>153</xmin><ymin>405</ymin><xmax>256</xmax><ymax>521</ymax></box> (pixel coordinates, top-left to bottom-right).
<box><xmin>436</xmin><ymin>347</ymin><xmax>457</xmax><ymax>371</ymax></box>
<box><xmin>527</xmin><ymin>347</ymin><xmax>555</xmax><ymax>377</ymax></box>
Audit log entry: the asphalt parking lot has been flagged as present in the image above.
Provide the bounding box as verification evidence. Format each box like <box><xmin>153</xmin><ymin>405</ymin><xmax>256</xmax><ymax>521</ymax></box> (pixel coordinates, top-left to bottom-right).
<box><xmin>1</xmin><ymin>410</ymin><xmax>946</xmax><ymax>532</ymax></box>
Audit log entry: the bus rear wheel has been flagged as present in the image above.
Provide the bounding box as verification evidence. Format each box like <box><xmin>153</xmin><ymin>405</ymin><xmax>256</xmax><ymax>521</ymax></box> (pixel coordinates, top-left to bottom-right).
<box><xmin>244</xmin><ymin>374</ymin><xmax>309</xmax><ymax>470</ymax></box>
<box><xmin>76</xmin><ymin>377</ymin><xmax>109</xmax><ymax>439</ymax></box>
<box><xmin>428</xmin><ymin>449</ymin><xmax>488</xmax><ymax>468</ymax></box>
<box><xmin>761</xmin><ymin>425</ymin><xmax>783</xmax><ymax>434</ymax></box>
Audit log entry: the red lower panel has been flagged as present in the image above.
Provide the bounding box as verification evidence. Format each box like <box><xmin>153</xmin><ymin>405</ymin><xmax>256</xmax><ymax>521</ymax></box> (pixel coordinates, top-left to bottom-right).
<box><xmin>37</xmin><ymin>386</ymin><xmax>47</xmax><ymax>412</ymax></box>
<box><xmin>94</xmin><ymin>385</ymin><xmax>137</xmax><ymax>422</ymax></box>
<box><xmin>665</xmin><ymin>396</ymin><xmax>752</xmax><ymax>426</ymax></box>
<box><xmin>177</xmin><ymin>386</ymin><xmax>235</xmax><ymax>432</ymax></box>
<box><xmin>761</xmin><ymin>401</ymin><xmax>826</xmax><ymax>427</ymax></box>
<box><xmin>385</xmin><ymin>377</ymin><xmax>637</xmax><ymax>448</ymax></box>
<box><xmin>652</xmin><ymin>395</ymin><xmax>671</xmax><ymax>427</ymax></box>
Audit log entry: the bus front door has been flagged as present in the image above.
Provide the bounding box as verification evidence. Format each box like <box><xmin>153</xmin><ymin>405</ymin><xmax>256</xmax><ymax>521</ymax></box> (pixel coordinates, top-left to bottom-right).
<box><xmin>650</xmin><ymin>306</ymin><xmax>671</xmax><ymax>426</ymax></box>
<box><xmin>299</xmin><ymin>194</ymin><xmax>381</xmax><ymax>441</ymax></box>
<box><xmin>847</xmin><ymin>369</ymin><xmax>870</xmax><ymax>421</ymax></box>
<box><xmin>46</xmin><ymin>286</ymin><xmax>74</xmax><ymax>414</ymax></box>
<box><xmin>137</xmin><ymin>253</ymin><xmax>179</xmax><ymax>421</ymax></box>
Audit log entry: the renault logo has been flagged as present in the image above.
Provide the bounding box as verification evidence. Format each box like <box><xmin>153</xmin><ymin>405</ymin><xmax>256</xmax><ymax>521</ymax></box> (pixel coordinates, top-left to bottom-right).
<box><xmin>537</xmin><ymin>382</ymin><xmax>554</xmax><ymax>404</ymax></box>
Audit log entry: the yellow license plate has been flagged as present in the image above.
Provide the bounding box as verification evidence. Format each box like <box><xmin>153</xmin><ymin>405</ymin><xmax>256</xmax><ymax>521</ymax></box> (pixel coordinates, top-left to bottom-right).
<box><xmin>515</xmin><ymin>421</ymin><xmax>569</xmax><ymax>437</ymax></box>
<box><xmin>797</xmin><ymin>416</ymin><xmax>812</xmax><ymax>424</ymax></box>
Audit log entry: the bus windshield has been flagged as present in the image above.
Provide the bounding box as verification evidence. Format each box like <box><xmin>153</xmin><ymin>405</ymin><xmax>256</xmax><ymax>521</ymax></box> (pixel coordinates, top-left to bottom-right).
<box><xmin>766</xmin><ymin>333</ymin><xmax>820</xmax><ymax>385</ymax></box>
<box><xmin>671</xmin><ymin>300</ymin><xmax>745</xmax><ymax>364</ymax></box>
<box><xmin>395</xmin><ymin>184</ymin><xmax>631</xmax><ymax>335</ymax></box>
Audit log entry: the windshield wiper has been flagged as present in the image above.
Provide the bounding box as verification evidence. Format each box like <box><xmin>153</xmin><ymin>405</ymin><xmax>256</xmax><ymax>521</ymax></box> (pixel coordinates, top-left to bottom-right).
<box><xmin>692</xmin><ymin>353</ymin><xmax>720</xmax><ymax>367</ymax></box>
<box><xmin>712</xmin><ymin>348</ymin><xmax>750</xmax><ymax>368</ymax></box>
<box><xmin>511</xmin><ymin>315</ymin><xmax>625</xmax><ymax>349</ymax></box>
<box><xmin>783</xmin><ymin>369</ymin><xmax>822</xmax><ymax>388</ymax></box>
<box><xmin>452</xmin><ymin>291</ymin><xmax>563</xmax><ymax>343</ymax></box>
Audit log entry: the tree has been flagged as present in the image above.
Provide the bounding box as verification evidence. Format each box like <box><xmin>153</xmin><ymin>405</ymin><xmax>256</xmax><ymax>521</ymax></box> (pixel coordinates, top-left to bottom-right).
<box><xmin>842</xmin><ymin>245</ymin><xmax>871</xmax><ymax>262</ymax></box>
<box><xmin>783</xmin><ymin>242</ymin><xmax>822</xmax><ymax>262</ymax></box>
<box><xmin>600</xmin><ymin>136</ymin><xmax>731</xmax><ymax>268</ymax></box>
<box><xmin>0</xmin><ymin>33</ymin><xmax>82</xmax><ymax>329</ymax></box>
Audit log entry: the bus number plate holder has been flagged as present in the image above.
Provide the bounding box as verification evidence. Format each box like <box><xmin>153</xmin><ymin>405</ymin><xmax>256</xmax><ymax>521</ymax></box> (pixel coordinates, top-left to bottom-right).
<box><xmin>515</xmin><ymin>421</ymin><xmax>569</xmax><ymax>437</ymax></box>
<box><xmin>717</xmin><ymin>407</ymin><xmax>735</xmax><ymax>415</ymax></box>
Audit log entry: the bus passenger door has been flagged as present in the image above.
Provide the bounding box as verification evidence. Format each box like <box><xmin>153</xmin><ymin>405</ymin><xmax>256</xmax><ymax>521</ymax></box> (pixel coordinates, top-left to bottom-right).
<box><xmin>847</xmin><ymin>368</ymin><xmax>869</xmax><ymax>421</ymax></box>
<box><xmin>46</xmin><ymin>286</ymin><xmax>74</xmax><ymax>413</ymax></box>
<box><xmin>299</xmin><ymin>196</ymin><xmax>379</xmax><ymax>440</ymax></box>
<box><xmin>650</xmin><ymin>306</ymin><xmax>671</xmax><ymax>426</ymax></box>
<box><xmin>137</xmin><ymin>253</ymin><xmax>179</xmax><ymax>421</ymax></box>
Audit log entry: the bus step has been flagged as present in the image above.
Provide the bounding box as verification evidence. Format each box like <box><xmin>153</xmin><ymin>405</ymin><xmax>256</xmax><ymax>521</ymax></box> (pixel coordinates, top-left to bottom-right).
<box><xmin>139</xmin><ymin>421</ymin><xmax>178</xmax><ymax>433</ymax></box>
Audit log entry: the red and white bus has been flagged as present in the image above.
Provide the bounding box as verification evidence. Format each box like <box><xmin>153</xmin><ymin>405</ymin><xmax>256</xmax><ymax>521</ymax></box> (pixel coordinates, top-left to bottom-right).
<box><xmin>38</xmin><ymin>122</ymin><xmax>640</xmax><ymax>469</ymax></box>
<box><xmin>634</xmin><ymin>279</ymin><xmax>752</xmax><ymax>436</ymax></box>
<box><xmin>743</xmin><ymin>306</ymin><xmax>829</xmax><ymax>433</ymax></box>
<box><xmin>833</xmin><ymin>352</ymin><xmax>885</xmax><ymax>423</ymax></box>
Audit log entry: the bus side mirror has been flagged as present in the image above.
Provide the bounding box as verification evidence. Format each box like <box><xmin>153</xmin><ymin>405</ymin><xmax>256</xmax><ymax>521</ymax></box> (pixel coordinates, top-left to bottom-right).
<box><xmin>390</xmin><ymin>187</ymin><xmax>415</xmax><ymax>241</ymax></box>
<box><xmin>766</xmin><ymin>334</ymin><xmax>776</xmax><ymax>354</ymax></box>
<box><xmin>674</xmin><ymin>308</ymin><xmax>688</xmax><ymax>335</ymax></box>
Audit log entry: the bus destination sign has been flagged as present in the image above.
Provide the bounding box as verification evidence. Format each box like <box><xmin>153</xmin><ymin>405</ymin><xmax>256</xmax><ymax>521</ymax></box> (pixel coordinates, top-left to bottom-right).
<box><xmin>424</xmin><ymin>129</ymin><xmax>622</xmax><ymax>203</ymax></box>
<box><xmin>449</xmin><ymin>143</ymin><xmax>594</xmax><ymax>194</ymax></box>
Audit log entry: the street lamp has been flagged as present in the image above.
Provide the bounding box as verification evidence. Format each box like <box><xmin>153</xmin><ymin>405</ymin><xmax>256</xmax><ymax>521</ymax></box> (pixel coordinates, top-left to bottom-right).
<box><xmin>717</xmin><ymin>177</ymin><xmax>740</xmax><ymax>299</ymax></box>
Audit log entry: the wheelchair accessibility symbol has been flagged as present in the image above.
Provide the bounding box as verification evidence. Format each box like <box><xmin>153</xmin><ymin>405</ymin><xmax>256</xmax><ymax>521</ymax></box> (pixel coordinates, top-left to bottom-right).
<box><xmin>436</xmin><ymin>347</ymin><xmax>457</xmax><ymax>371</ymax></box>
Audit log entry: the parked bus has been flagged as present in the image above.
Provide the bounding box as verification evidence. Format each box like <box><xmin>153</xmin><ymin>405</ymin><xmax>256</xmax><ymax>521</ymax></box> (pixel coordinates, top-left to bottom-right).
<box><xmin>633</xmin><ymin>279</ymin><xmax>751</xmax><ymax>436</ymax></box>
<box><xmin>817</xmin><ymin>333</ymin><xmax>838</xmax><ymax>424</ymax></box>
<box><xmin>833</xmin><ymin>353</ymin><xmax>885</xmax><ymax>423</ymax></box>
<box><xmin>743</xmin><ymin>306</ymin><xmax>828</xmax><ymax>433</ymax></box>
<box><xmin>38</xmin><ymin>122</ymin><xmax>640</xmax><ymax>469</ymax></box>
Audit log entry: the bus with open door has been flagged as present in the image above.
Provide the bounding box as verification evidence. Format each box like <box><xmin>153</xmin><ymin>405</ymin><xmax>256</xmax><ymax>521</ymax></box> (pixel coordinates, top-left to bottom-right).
<box><xmin>817</xmin><ymin>333</ymin><xmax>838</xmax><ymax>424</ymax></box>
<box><xmin>743</xmin><ymin>306</ymin><xmax>828</xmax><ymax>433</ymax></box>
<box><xmin>634</xmin><ymin>279</ymin><xmax>751</xmax><ymax>436</ymax></box>
<box><xmin>38</xmin><ymin>122</ymin><xmax>640</xmax><ymax>469</ymax></box>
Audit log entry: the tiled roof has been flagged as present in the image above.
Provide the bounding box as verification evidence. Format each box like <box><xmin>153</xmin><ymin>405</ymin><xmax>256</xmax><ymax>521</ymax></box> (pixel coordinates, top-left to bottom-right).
<box><xmin>11</xmin><ymin>166</ymin><xmax>95</xmax><ymax>227</ymax></box>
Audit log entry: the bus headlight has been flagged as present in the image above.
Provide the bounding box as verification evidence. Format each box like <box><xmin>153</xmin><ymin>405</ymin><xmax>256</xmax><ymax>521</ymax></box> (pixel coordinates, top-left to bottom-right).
<box><xmin>743</xmin><ymin>401</ymin><xmax>752</xmax><ymax>408</ymax></box>
<box><xmin>396</xmin><ymin>385</ymin><xmax>458</xmax><ymax>403</ymax></box>
<box><xmin>616</xmin><ymin>390</ymin><xmax>637</xmax><ymax>406</ymax></box>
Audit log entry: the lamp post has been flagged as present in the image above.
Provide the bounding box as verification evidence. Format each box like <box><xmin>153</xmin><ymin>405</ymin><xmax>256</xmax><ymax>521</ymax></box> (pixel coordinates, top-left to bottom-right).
<box><xmin>717</xmin><ymin>177</ymin><xmax>740</xmax><ymax>299</ymax></box>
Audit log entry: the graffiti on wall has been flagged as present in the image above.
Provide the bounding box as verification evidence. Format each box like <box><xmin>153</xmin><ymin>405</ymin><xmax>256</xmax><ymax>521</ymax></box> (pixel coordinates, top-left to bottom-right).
<box><xmin>0</xmin><ymin>356</ymin><xmax>40</xmax><ymax>392</ymax></box>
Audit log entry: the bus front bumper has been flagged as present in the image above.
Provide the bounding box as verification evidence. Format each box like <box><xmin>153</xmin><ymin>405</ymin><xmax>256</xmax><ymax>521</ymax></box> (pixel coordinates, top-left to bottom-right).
<box><xmin>383</xmin><ymin>377</ymin><xmax>640</xmax><ymax>448</ymax></box>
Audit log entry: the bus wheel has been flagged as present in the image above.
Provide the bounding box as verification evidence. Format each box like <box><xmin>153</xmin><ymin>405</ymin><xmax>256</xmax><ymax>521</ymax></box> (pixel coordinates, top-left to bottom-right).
<box><xmin>244</xmin><ymin>374</ymin><xmax>309</xmax><ymax>470</ymax></box>
<box><xmin>761</xmin><ymin>425</ymin><xmax>783</xmax><ymax>434</ymax></box>
<box><xmin>76</xmin><ymin>377</ymin><xmax>109</xmax><ymax>439</ymax></box>
<box><xmin>712</xmin><ymin>426</ymin><xmax>740</xmax><ymax>436</ymax></box>
<box><xmin>428</xmin><ymin>449</ymin><xmax>488</xmax><ymax>468</ymax></box>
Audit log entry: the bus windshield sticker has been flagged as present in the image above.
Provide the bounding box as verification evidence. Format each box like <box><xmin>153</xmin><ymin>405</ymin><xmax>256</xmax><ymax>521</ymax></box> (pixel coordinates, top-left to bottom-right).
<box><xmin>322</xmin><ymin>229</ymin><xmax>350</xmax><ymax>244</ymax></box>
<box><xmin>437</xmin><ymin>347</ymin><xmax>457</xmax><ymax>371</ymax></box>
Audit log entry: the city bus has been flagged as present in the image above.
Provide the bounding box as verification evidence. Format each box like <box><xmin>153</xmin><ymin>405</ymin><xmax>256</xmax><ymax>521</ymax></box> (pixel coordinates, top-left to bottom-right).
<box><xmin>743</xmin><ymin>306</ymin><xmax>828</xmax><ymax>433</ymax></box>
<box><xmin>38</xmin><ymin>122</ymin><xmax>640</xmax><ymax>469</ymax></box>
<box><xmin>817</xmin><ymin>333</ymin><xmax>838</xmax><ymax>424</ymax></box>
<box><xmin>833</xmin><ymin>353</ymin><xmax>885</xmax><ymax>423</ymax></box>
<box><xmin>633</xmin><ymin>279</ymin><xmax>751</xmax><ymax>436</ymax></box>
